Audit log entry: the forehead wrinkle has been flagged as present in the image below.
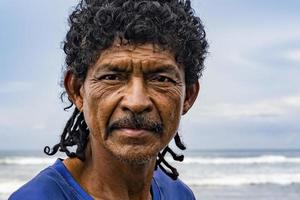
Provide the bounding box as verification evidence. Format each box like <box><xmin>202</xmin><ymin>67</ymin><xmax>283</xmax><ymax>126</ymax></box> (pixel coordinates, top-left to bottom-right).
<box><xmin>98</xmin><ymin>54</ymin><xmax>177</xmax><ymax>68</ymax></box>
<box><xmin>94</xmin><ymin>44</ymin><xmax>180</xmax><ymax>73</ymax></box>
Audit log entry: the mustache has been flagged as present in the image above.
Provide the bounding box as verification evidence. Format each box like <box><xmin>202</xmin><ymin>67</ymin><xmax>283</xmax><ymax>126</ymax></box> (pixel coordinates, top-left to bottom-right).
<box><xmin>108</xmin><ymin>114</ymin><xmax>163</xmax><ymax>135</ymax></box>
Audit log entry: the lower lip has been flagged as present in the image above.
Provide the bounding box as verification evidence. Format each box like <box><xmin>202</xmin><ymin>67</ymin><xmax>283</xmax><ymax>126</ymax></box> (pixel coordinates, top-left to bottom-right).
<box><xmin>116</xmin><ymin>128</ymin><xmax>151</xmax><ymax>138</ymax></box>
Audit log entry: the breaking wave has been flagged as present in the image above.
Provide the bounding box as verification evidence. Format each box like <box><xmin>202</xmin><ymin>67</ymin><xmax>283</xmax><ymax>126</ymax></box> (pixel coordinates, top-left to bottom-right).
<box><xmin>0</xmin><ymin>157</ymin><xmax>55</xmax><ymax>165</ymax></box>
<box><xmin>186</xmin><ymin>173</ymin><xmax>300</xmax><ymax>186</ymax></box>
<box><xmin>183</xmin><ymin>155</ymin><xmax>300</xmax><ymax>165</ymax></box>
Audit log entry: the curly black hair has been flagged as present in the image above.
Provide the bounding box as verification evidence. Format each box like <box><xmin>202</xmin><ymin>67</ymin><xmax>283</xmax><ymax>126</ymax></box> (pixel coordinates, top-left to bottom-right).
<box><xmin>45</xmin><ymin>0</ymin><xmax>208</xmax><ymax>180</ymax></box>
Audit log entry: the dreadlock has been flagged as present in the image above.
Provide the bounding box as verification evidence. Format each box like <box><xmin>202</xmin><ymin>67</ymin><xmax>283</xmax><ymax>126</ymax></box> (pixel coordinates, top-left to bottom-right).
<box><xmin>155</xmin><ymin>134</ymin><xmax>186</xmax><ymax>180</ymax></box>
<box><xmin>45</xmin><ymin>0</ymin><xmax>208</xmax><ymax>180</ymax></box>
<box><xmin>44</xmin><ymin>108</ymin><xmax>89</xmax><ymax>161</ymax></box>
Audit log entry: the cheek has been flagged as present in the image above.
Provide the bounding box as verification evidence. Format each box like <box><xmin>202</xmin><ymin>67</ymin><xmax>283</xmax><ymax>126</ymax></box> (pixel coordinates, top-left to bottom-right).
<box><xmin>82</xmin><ymin>83</ymin><xmax>123</xmax><ymax>138</ymax></box>
<box><xmin>151</xmin><ymin>86</ymin><xmax>184</xmax><ymax>133</ymax></box>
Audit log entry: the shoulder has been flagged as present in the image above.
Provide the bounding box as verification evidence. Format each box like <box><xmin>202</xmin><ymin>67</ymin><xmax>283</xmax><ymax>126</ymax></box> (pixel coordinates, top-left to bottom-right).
<box><xmin>9</xmin><ymin>164</ymin><xmax>77</xmax><ymax>200</ymax></box>
<box><xmin>153</xmin><ymin>168</ymin><xmax>196</xmax><ymax>200</ymax></box>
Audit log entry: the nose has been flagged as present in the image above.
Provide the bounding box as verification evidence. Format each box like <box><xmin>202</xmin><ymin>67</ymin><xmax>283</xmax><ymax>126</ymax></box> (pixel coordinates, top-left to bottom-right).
<box><xmin>120</xmin><ymin>77</ymin><xmax>153</xmax><ymax>114</ymax></box>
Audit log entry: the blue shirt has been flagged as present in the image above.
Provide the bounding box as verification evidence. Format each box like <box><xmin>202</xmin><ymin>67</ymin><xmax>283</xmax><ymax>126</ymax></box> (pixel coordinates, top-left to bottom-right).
<box><xmin>9</xmin><ymin>159</ymin><xmax>195</xmax><ymax>200</ymax></box>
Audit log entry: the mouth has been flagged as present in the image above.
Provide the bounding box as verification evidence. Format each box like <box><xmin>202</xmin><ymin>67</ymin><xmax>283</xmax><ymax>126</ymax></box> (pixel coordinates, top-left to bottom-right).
<box><xmin>113</xmin><ymin>128</ymin><xmax>152</xmax><ymax>138</ymax></box>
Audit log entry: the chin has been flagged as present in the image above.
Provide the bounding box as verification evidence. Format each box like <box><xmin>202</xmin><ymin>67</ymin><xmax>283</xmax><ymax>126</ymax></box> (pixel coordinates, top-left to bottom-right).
<box><xmin>106</xmin><ymin>143</ymin><xmax>160</xmax><ymax>165</ymax></box>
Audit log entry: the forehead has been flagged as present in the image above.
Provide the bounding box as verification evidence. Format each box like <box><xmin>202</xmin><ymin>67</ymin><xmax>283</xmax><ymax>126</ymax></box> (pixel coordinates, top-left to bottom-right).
<box><xmin>94</xmin><ymin>43</ymin><xmax>179</xmax><ymax>69</ymax></box>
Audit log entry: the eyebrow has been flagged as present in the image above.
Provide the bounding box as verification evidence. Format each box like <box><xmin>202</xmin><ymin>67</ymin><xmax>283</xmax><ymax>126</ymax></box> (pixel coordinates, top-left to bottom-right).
<box><xmin>96</xmin><ymin>64</ymin><xmax>129</xmax><ymax>73</ymax></box>
<box><xmin>145</xmin><ymin>65</ymin><xmax>180</xmax><ymax>75</ymax></box>
<box><xmin>96</xmin><ymin>63</ymin><xmax>180</xmax><ymax>76</ymax></box>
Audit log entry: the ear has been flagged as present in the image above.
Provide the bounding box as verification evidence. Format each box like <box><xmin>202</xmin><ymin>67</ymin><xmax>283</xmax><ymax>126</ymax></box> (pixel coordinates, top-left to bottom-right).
<box><xmin>64</xmin><ymin>70</ymin><xmax>84</xmax><ymax>111</ymax></box>
<box><xmin>182</xmin><ymin>81</ymin><xmax>200</xmax><ymax>115</ymax></box>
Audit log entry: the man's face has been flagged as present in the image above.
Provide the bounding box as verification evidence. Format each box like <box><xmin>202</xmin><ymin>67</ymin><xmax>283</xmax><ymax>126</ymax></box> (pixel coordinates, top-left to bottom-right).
<box><xmin>78</xmin><ymin>43</ymin><xmax>188</xmax><ymax>163</ymax></box>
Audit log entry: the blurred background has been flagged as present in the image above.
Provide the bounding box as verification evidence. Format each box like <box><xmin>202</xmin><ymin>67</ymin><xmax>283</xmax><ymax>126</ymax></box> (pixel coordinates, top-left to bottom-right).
<box><xmin>1</xmin><ymin>0</ymin><xmax>300</xmax><ymax>199</ymax></box>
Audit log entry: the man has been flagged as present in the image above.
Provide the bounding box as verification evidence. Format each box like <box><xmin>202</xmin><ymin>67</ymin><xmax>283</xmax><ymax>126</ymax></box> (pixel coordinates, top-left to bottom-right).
<box><xmin>10</xmin><ymin>0</ymin><xmax>207</xmax><ymax>199</ymax></box>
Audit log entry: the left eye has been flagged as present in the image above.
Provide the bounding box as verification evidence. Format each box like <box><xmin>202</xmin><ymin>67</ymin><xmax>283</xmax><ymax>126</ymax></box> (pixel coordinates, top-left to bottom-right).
<box><xmin>152</xmin><ymin>76</ymin><xmax>174</xmax><ymax>83</ymax></box>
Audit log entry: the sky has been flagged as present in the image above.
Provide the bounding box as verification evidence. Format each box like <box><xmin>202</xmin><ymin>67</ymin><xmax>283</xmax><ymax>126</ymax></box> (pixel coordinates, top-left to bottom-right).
<box><xmin>0</xmin><ymin>0</ymin><xmax>299</xmax><ymax>151</ymax></box>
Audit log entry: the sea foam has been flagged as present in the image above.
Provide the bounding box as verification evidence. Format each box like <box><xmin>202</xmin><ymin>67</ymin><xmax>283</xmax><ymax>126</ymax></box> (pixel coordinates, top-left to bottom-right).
<box><xmin>182</xmin><ymin>155</ymin><xmax>300</xmax><ymax>165</ymax></box>
<box><xmin>0</xmin><ymin>180</ymin><xmax>25</xmax><ymax>194</ymax></box>
<box><xmin>186</xmin><ymin>173</ymin><xmax>300</xmax><ymax>186</ymax></box>
<box><xmin>0</xmin><ymin>157</ymin><xmax>56</xmax><ymax>165</ymax></box>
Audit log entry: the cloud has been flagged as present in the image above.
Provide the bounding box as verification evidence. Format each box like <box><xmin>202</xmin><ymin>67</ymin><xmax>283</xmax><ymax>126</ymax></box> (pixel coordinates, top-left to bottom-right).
<box><xmin>0</xmin><ymin>81</ymin><xmax>33</xmax><ymax>94</ymax></box>
<box><xmin>284</xmin><ymin>49</ymin><xmax>300</xmax><ymax>63</ymax></box>
<box><xmin>196</xmin><ymin>95</ymin><xmax>300</xmax><ymax>119</ymax></box>
<box><xmin>0</xmin><ymin>83</ymin><xmax>68</xmax><ymax>132</ymax></box>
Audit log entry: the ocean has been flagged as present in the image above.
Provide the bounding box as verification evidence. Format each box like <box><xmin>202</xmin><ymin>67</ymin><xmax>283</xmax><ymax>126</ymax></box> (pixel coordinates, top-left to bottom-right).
<box><xmin>1</xmin><ymin>149</ymin><xmax>300</xmax><ymax>200</ymax></box>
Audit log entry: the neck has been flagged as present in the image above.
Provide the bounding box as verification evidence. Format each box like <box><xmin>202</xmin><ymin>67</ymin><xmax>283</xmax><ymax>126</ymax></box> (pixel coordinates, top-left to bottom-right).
<box><xmin>63</xmin><ymin>143</ymin><xmax>156</xmax><ymax>200</ymax></box>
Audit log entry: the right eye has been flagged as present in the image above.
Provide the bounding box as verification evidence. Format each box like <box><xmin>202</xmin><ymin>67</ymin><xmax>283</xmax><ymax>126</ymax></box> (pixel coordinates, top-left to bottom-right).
<box><xmin>99</xmin><ymin>74</ymin><xmax>120</xmax><ymax>81</ymax></box>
